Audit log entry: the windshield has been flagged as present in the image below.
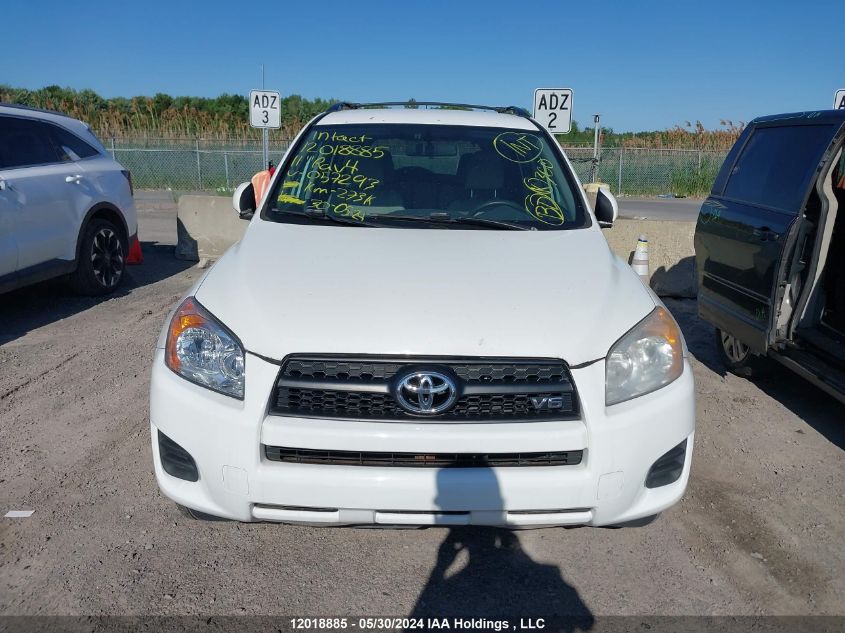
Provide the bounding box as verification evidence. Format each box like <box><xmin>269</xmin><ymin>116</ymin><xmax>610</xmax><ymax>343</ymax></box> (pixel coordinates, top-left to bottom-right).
<box><xmin>263</xmin><ymin>123</ymin><xmax>588</xmax><ymax>230</ymax></box>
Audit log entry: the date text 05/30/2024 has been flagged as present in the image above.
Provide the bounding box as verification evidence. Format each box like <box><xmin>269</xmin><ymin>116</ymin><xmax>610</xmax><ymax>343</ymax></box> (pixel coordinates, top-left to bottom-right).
<box><xmin>289</xmin><ymin>617</ymin><xmax>548</xmax><ymax>631</ymax></box>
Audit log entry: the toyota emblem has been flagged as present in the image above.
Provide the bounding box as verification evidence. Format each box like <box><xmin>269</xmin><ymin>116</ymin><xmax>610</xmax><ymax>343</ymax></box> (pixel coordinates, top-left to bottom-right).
<box><xmin>395</xmin><ymin>371</ymin><xmax>457</xmax><ymax>415</ymax></box>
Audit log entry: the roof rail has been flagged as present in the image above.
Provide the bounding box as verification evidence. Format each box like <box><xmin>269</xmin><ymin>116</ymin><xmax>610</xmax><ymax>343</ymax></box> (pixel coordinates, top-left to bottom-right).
<box><xmin>0</xmin><ymin>102</ymin><xmax>72</xmax><ymax>118</ymax></box>
<box><xmin>326</xmin><ymin>101</ymin><xmax>531</xmax><ymax>118</ymax></box>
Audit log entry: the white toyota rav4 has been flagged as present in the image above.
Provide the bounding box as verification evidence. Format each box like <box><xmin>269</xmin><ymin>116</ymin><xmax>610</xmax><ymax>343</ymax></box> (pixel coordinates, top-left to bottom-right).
<box><xmin>151</xmin><ymin>102</ymin><xmax>695</xmax><ymax>527</ymax></box>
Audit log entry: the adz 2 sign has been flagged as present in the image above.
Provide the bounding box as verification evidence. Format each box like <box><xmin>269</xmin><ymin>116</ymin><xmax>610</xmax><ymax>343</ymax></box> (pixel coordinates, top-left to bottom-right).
<box><xmin>250</xmin><ymin>90</ymin><xmax>281</xmax><ymax>129</ymax></box>
<box><xmin>533</xmin><ymin>88</ymin><xmax>573</xmax><ymax>134</ymax></box>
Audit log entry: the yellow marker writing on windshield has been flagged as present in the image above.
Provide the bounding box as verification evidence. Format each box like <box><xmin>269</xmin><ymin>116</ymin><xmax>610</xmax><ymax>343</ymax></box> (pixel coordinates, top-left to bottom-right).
<box><xmin>524</xmin><ymin>159</ymin><xmax>565</xmax><ymax>225</ymax></box>
<box><xmin>493</xmin><ymin>132</ymin><xmax>542</xmax><ymax>163</ymax></box>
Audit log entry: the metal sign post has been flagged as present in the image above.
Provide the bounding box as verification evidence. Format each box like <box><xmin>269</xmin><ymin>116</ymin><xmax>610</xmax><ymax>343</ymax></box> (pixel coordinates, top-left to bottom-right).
<box><xmin>591</xmin><ymin>114</ymin><xmax>601</xmax><ymax>183</ymax></box>
<box><xmin>249</xmin><ymin>66</ymin><xmax>281</xmax><ymax>171</ymax></box>
<box><xmin>262</xmin><ymin>66</ymin><xmax>267</xmax><ymax>168</ymax></box>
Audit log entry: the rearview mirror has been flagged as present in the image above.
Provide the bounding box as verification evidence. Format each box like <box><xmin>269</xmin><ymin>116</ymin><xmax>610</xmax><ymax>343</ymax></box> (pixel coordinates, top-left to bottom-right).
<box><xmin>594</xmin><ymin>186</ymin><xmax>618</xmax><ymax>228</ymax></box>
<box><xmin>233</xmin><ymin>181</ymin><xmax>256</xmax><ymax>220</ymax></box>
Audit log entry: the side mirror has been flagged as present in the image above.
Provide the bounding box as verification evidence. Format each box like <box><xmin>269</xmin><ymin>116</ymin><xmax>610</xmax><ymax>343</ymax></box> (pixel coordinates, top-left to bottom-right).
<box><xmin>233</xmin><ymin>181</ymin><xmax>256</xmax><ymax>220</ymax></box>
<box><xmin>594</xmin><ymin>186</ymin><xmax>618</xmax><ymax>228</ymax></box>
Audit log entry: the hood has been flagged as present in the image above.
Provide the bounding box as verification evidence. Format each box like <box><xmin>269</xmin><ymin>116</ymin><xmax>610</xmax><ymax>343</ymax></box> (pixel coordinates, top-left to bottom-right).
<box><xmin>195</xmin><ymin>221</ymin><xmax>657</xmax><ymax>366</ymax></box>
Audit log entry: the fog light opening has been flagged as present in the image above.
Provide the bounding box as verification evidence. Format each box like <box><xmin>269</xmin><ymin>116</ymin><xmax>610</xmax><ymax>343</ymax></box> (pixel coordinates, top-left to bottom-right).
<box><xmin>645</xmin><ymin>439</ymin><xmax>687</xmax><ymax>489</ymax></box>
<box><xmin>158</xmin><ymin>431</ymin><xmax>199</xmax><ymax>482</ymax></box>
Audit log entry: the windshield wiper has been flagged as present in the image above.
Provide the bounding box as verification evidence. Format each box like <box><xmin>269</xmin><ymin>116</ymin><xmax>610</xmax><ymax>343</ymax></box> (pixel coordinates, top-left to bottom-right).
<box><xmin>270</xmin><ymin>207</ymin><xmax>376</xmax><ymax>227</ymax></box>
<box><xmin>374</xmin><ymin>212</ymin><xmax>534</xmax><ymax>231</ymax></box>
<box><xmin>437</xmin><ymin>215</ymin><xmax>536</xmax><ymax>231</ymax></box>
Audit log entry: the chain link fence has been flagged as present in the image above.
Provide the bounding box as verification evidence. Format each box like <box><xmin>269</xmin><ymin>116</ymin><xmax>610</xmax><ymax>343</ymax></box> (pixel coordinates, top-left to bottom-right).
<box><xmin>563</xmin><ymin>146</ymin><xmax>728</xmax><ymax>197</ymax></box>
<box><xmin>106</xmin><ymin>138</ymin><xmax>292</xmax><ymax>192</ymax></box>
<box><xmin>107</xmin><ymin>138</ymin><xmax>727</xmax><ymax>197</ymax></box>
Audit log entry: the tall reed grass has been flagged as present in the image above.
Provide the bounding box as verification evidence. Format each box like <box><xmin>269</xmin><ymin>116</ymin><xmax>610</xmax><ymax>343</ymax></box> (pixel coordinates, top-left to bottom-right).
<box><xmin>1</xmin><ymin>85</ymin><xmax>746</xmax><ymax>153</ymax></box>
<box><xmin>0</xmin><ymin>85</ymin><xmax>330</xmax><ymax>141</ymax></box>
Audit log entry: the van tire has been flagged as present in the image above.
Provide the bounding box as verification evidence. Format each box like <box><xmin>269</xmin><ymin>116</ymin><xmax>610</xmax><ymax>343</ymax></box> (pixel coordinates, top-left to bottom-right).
<box><xmin>69</xmin><ymin>218</ymin><xmax>126</xmax><ymax>295</ymax></box>
<box><xmin>715</xmin><ymin>328</ymin><xmax>759</xmax><ymax>376</ymax></box>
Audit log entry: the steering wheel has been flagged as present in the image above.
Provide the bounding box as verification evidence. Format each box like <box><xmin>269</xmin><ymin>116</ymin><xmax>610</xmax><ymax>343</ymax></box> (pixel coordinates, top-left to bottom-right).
<box><xmin>470</xmin><ymin>200</ymin><xmax>524</xmax><ymax>217</ymax></box>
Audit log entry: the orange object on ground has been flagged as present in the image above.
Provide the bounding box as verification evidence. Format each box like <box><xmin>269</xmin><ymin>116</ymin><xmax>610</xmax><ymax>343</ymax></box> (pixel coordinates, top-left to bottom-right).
<box><xmin>126</xmin><ymin>235</ymin><xmax>143</xmax><ymax>264</ymax></box>
<box><xmin>251</xmin><ymin>170</ymin><xmax>273</xmax><ymax>208</ymax></box>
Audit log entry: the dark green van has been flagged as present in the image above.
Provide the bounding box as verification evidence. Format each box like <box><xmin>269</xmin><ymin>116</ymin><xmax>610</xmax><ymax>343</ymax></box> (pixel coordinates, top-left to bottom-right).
<box><xmin>694</xmin><ymin>110</ymin><xmax>845</xmax><ymax>402</ymax></box>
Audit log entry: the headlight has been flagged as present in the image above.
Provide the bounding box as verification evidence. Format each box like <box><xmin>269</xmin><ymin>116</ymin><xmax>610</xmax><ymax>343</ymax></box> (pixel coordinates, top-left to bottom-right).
<box><xmin>165</xmin><ymin>297</ymin><xmax>245</xmax><ymax>399</ymax></box>
<box><xmin>606</xmin><ymin>307</ymin><xmax>684</xmax><ymax>406</ymax></box>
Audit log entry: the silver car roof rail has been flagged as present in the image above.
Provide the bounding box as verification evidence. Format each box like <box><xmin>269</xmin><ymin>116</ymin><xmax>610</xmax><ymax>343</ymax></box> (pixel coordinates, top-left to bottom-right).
<box><xmin>326</xmin><ymin>101</ymin><xmax>532</xmax><ymax>118</ymax></box>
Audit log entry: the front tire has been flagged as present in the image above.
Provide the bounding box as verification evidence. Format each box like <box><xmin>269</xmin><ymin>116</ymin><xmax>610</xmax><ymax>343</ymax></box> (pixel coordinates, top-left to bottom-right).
<box><xmin>70</xmin><ymin>219</ymin><xmax>126</xmax><ymax>296</ymax></box>
<box><xmin>176</xmin><ymin>504</ymin><xmax>227</xmax><ymax>521</ymax></box>
<box><xmin>715</xmin><ymin>328</ymin><xmax>759</xmax><ymax>376</ymax></box>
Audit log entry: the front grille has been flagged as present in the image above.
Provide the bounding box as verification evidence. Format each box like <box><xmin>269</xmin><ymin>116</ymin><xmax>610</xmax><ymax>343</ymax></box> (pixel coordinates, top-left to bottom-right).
<box><xmin>265</xmin><ymin>445</ymin><xmax>583</xmax><ymax>467</ymax></box>
<box><xmin>270</xmin><ymin>356</ymin><xmax>579</xmax><ymax>422</ymax></box>
<box><xmin>280</xmin><ymin>389</ymin><xmax>572</xmax><ymax>420</ymax></box>
<box><xmin>282</xmin><ymin>359</ymin><xmax>568</xmax><ymax>383</ymax></box>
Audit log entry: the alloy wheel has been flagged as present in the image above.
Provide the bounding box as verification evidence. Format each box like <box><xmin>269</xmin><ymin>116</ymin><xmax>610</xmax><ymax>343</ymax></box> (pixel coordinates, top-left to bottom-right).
<box><xmin>91</xmin><ymin>228</ymin><xmax>124</xmax><ymax>288</ymax></box>
<box><xmin>721</xmin><ymin>332</ymin><xmax>749</xmax><ymax>364</ymax></box>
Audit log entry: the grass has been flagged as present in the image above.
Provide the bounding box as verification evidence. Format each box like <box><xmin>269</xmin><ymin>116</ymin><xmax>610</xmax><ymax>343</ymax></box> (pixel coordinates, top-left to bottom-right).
<box><xmin>3</xmin><ymin>84</ymin><xmax>746</xmax><ymax>151</ymax></box>
<box><xmin>0</xmin><ymin>84</ymin><xmax>332</xmax><ymax>141</ymax></box>
<box><xmin>668</xmin><ymin>155</ymin><xmax>724</xmax><ymax>197</ymax></box>
<box><xmin>1</xmin><ymin>85</ymin><xmax>733</xmax><ymax>195</ymax></box>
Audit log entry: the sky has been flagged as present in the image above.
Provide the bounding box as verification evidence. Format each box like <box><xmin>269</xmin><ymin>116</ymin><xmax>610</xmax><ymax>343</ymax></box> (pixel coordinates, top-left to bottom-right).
<box><xmin>3</xmin><ymin>0</ymin><xmax>843</xmax><ymax>132</ymax></box>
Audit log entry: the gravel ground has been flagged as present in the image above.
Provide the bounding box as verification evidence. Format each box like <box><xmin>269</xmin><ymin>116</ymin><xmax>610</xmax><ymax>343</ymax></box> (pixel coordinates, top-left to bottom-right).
<box><xmin>0</xmin><ymin>209</ymin><xmax>843</xmax><ymax>617</ymax></box>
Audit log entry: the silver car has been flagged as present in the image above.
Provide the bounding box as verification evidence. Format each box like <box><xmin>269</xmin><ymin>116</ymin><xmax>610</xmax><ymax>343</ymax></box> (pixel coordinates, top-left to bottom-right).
<box><xmin>0</xmin><ymin>103</ymin><xmax>139</xmax><ymax>295</ymax></box>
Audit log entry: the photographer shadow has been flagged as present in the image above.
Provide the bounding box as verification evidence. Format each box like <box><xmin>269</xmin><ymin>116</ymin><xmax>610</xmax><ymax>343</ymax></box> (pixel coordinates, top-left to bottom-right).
<box><xmin>409</xmin><ymin>468</ymin><xmax>594</xmax><ymax>630</ymax></box>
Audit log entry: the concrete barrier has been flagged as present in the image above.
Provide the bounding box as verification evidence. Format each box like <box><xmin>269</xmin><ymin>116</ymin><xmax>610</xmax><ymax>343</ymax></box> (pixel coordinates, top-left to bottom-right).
<box><xmin>603</xmin><ymin>218</ymin><xmax>697</xmax><ymax>298</ymax></box>
<box><xmin>176</xmin><ymin>195</ymin><xmax>247</xmax><ymax>262</ymax></box>
<box><xmin>176</xmin><ymin>195</ymin><xmax>698</xmax><ymax>297</ymax></box>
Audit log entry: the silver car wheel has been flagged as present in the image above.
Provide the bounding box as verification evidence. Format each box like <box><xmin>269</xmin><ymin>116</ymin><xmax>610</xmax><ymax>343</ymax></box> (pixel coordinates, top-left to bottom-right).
<box><xmin>91</xmin><ymin>228</ymin><xmax>124</xmax><ymax>288</ymax></box>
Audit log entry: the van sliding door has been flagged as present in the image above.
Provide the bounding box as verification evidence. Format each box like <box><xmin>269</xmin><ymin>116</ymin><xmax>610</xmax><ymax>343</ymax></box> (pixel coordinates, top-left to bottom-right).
<box><xmin>695</xmin><ymin>118</ymin><xmax>838</xmax><ymax>354</ymax></box>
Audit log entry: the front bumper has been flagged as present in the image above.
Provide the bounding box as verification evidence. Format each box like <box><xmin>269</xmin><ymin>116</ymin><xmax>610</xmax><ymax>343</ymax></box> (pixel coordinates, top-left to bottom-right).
<box><xmin>150</xmin><ymin>350</ymin><xmax>695</xmax><ymax>527</ymax></box>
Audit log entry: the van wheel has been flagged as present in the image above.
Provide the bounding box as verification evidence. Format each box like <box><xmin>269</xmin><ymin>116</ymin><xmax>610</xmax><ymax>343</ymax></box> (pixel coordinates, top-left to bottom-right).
<box><xmin>715</xmin><ymin>328</ymin><xmax>757</xmax><ymax>376</ymax></box>
<box><xmin>70</xmin><ymin>219</ymin><xmax>126</xmax><ymax>295</ymax></box>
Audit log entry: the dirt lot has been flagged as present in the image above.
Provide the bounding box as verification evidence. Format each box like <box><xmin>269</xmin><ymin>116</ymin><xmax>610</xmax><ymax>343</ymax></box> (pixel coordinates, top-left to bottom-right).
<box><xmin>1</xmin><ymin>207</ymin><xmax>843</xmax><ymax>618</ymax></box>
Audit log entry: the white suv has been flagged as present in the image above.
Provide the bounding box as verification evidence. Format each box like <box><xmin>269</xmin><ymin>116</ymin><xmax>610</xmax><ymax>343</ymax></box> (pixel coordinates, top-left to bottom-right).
<box><xmin>151</xmin><ymin>102</ymin><xmax>695</xmax><ymax>527</ymax></box>
<box><xmin>0</xmin><ymin>104</ymin><xmax>138</xmax><ymax>295</ymax></box>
